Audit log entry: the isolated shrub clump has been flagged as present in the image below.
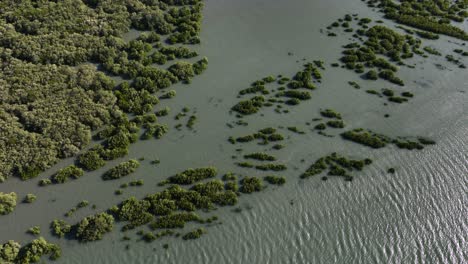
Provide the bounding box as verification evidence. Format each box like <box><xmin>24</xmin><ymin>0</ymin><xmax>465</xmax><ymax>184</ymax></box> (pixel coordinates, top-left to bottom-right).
<box><xmin>0</xmin><ymin>192</ymin><xmax>17</xmax><ymax>215</ymax></box>
<box><xmin>102</xmin><ymin>160</ymin><xmax>140</xmax><ymax>180</ymax></box>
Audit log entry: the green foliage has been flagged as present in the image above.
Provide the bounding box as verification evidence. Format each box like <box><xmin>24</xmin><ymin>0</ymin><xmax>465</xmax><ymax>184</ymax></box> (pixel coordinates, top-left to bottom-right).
<box><xmin>365</xmin><ymin>70</ymin><xmax>378</xmax><ymax>80</ymax></box>
<box><xmin>301</xmin><ymin>153</ymin><xmax>373</xmax><ymax>180</ymax></box>
<box><xmin>186</xmin><ymin>115</ymin><xmax>197</xmax><ymax>129</ymax></box>
<box><xmin>243</xmin><ymin>152</ymin><xmax>276</xmax><ymax>161</ymax></box>
<box><xmin>264</xmin><ymin>176</ymin><xmax>286</xmax><ymax>185</ymax></box>
<box><xmin>0</xmin><ymin>0</ymin><xmax>206</xmax><ymax>181</ymax></box>
<box><xmin>240</xmin><ymin>177</ymin><xmax>263</xmax><ymax>193</ymax></box>
<box><xmin>78</xmin><ymin>149</ymin><xmax>106</xmax><ymax>171</ymax></box>
<box><xmin>232</xmin><ymin>96</ymin><xmax>265</xmax><ymax>115</ymax></box>
<box><xmin>167</xmin><ymin>167</ymin><xmax>217</xmax><ymax>185</ymax></box>
<box><xmin>341</xmin><ymin>129</ymin><xmax>389</xmax><ymax>148</ymax></box>
<box><xmin>27</xmin><ymin>226</ymin><xmax>41</xmax><ymax>236</ymax></box>
<box><xmin>14</xmin><ymin>237</ymin><xmax>61</xmax><ymax>263</ymax></box>
<box><xmin>376</xmin><ymin>0</ymin><xmax>468</xmax><ymax>40</ymax></box>
<box><xmin>193</xmin><ymin>57</ymin><xmax>209</xmax><ymax>75</ymax></box>
<box><xmin>326</xmin><ymin>120</ymin><xmax>345</xmax><ymax>128</ymax></box>
<box><xmin>117</xmin><ymin>197</ymin><xmax>153</xmax><ymax>230</ymax></box>
<box><xmin>0</xmin><ymin>240</ymin><xmax>21</xmax><ymax>263</ymax></box>
<box><xmin>51</xmin><ymin>165</ymin><xmax>84</xmax><ymax>184</ymax></box>
<box><xmin>51</xmin><ymin>220</ymin><xmax>71</xmax><ymax>238</ymax></box>
<box><xmin>23</xmin><ymin>194</ymin><xmax>37</xmax><ymax>204</ymax></box>
<box><xmin>168</xmin><ymin>61</ymin><xmax>195</xmax><ymax>81</ymax></box>
<box><xmin>0</xmin><ymin>192</ymin><xmax>17</xmax><ymax>215</ymax></box>
<box><xmin>75</xmin><ymin>212</ymin><xmax>114</xmax><ymax>242</ymax></box>
<box><xmin>150</xmin><ymin>212</ymin><xmax>201</xmax><ymax>229</ymax></box>
<box><xmin>102</xmin><ymin>160</ymin><xmax>140</xmax><ymax>180</ymax></box>
<box><xmin>233</xmin><ymin>128</ymin><xmax>285</xmax><ymax>145</ymax></box>
<box><xmin>255</xmin><ymin>164</ymin><xmax>287</xmax><ymax>171</ymax></box>
<box><xmin>341</xmin><ymin>128</ymin><xmax>434</xmax><ymax>150</ymax></box>
<box><xmin>160</xmin><ymin>90</ymin><xmax>177</xmax><ymax>99</ymax></box>
<box><xmin>315</xmin><ymin>123</ymin><xmax>326</xmax><ymax>130</ymax></box>
<box><xmin>182</xmin><ymin>228</ymin><xmax>205</xmax><ymax>240</ymax></box>
<box><xmin>320</xmin><ymin>109</ymin><xmax>342</xmax><ymax>119</ymax></box>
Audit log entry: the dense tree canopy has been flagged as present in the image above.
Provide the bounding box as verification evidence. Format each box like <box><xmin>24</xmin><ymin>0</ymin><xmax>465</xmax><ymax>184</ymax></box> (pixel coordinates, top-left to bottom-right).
<box><xmin>0</xmin><ymin>0</ymin><xmax>206</xmax><ymax>181</ymax></box>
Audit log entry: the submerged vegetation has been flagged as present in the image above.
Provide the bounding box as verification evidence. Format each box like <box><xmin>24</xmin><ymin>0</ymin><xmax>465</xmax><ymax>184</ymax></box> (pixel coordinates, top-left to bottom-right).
<box><xmin>230</xmin><ymin>128</ymin><xmax>285</xmax><ymax>145</ymax></box>
<box><xmin>166</xmin><ymin>167</ymin><xmax>217</xmax><ymax>185</ymax></box>
<box><xmin>341</xmin><ymin>128</ymin><xmax>434</xmax><ymax>150</ymax></box>
<box><xmin>232</xmin><ymin>63</ymin><xmax>323</xmax><ymax>116</ymax></box>
<box><xmin>301</xmin><ymin>153</ymin><xmax>373</xmax><ymax>181</ymax></box>
<box><xmin>368</xmin><ymin>0</ymin><xmax>468</xmax><ymax>41</ymax></box>
<box><xmin>0</xmin><ymin>0</ymin><xmax>448</xmax><ymax>262</ymax></box>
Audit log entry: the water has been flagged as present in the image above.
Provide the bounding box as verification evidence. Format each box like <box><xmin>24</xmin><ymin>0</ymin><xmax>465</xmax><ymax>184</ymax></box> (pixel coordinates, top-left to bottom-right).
<box><xmin>1</xmin><ymin>0</ymin><xmax>467</xmax><ymax>263</ymax></box>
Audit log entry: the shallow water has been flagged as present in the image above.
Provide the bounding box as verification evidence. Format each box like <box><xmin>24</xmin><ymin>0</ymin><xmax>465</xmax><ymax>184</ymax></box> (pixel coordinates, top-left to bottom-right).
<box><xmin>1</xmin><ymin>0</ymin><xmax>467</xmax><ymax>263</ymax></box>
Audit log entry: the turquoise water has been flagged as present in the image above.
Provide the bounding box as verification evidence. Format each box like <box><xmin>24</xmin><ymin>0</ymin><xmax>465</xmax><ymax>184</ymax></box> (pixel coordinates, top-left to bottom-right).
<box><xmin>0</xmin><ymin>0</ymin><xmax>467</xmax><ymax>263</ymax></box>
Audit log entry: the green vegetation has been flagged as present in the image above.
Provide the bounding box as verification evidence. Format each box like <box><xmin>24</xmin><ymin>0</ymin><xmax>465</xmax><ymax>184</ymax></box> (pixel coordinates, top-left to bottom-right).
<box><xmin>327</xmin><ymin>120</ymin><xmax>345</xmax><ymax>128</ymax></box>
<box><xmin>232</xmin><ymin>96</ymin><xmax>265</xmax><ymax>115</ymax></box>
<box><xmin>182</xmin><ymin>228</ymin><xmax>205</xmax><ymax>240</ymax></box>
<box><xmin>315</xmin><ymin>123</ymin><xmax>327</xmax><ymax>130</ymax></box>
<box><xmin>0</xmin><ymin>240</ymin><xmax>21</xmax><ymax>263</ymax></box>
<box><xmin>102</xmin><ymin>160</ymin><xmax>140</xmax><ymax>180</ymax></box>
<box><xmin>243</xmin><ymin>152</ymin><xmax>276</xmax><ymax>161</ymax></box>
<box><xmin>23</xmin><ymin>194</ymin><xmax>37</xmax><ymax>204</ymax></box>
<box><xmin>0</xmin><ymin>0</ymin><xmax>206</xmax><ymax>181</ymax></box>
<box><xmin>65</xmin><ymin>200</ymin><xmax>89</xmax><ymax>218</ymax></box>
<box><xmin>51</xmin><ymin>220</ymin><xmax>71</xmax><ymax>238</ymax></box>
<box><xmin>232</xmin><ymin>128</ymin><xmax>285</xmax><ymax>145</ymax></box>
<box><xmin>287</xmin><ymin>127</ymin><xmax>306</xmax><ymax>134</ymax></box>
<box><xmin>39</xmin><ymin>179</ymin><xmax>52</xmax><ymax>186</ymax></box>
<box><xmin>78</xmin><ymin>149</ymin><xmax>106</xmax><ymax>171</ymax></box>
<box><xmin>255</xmin><ymin>164</ymin><xmax>287</xmax><ymax>171</ymax></box>
<box><xmin>186</xmin><ymin>115</ymin><xmax>197</xmax><ymax>129</ymax></box>
<box><xmin>232</xmin><ymin>63</ymin><xmax>324</xmax><ymax>115</ymax></box>
<box><xmin>415</xmin><ymin>30</ymin><xmax>439</xmax><ymax>40</ymax></box>
<box><xmin>301</xmin><ymin>153</ymin><xmax>372</xmax><ymax>180</ymax></box>
<box><xmin>341</xmin><ymin>129</ymin><xmax>389</xmax><ymax>148</ymax></box>
<box><xmin>365</xmin><ymin>70</ymin><xmax>378</xmax><ymax>80</ymax></box>
<box><xmin>236</xmin><ymin>162</ymin><xmax>254</xmax><ymax>168</ymax></box>
<box><xmin>156</xmin><ymin>107</ymin><xmax>170</xmax><ymax>117</ymax></box>
<box><xmin>348</xmin><ymin>81</ymin><xmax>360</xmax><ymax>89</ymax></box>
<box><xmin>240</xmin><ymin>177</ymin><xmax>263</xmax><ymax>193</ymax></box>
<box><xmin>418</xmin><ymin>137</ymin><xmax>436</xmax><ymax>145</ymax></box>
<box><xmin>167</xmin><ymin>167</ymin><xmax>217</xmax><ymax>185</ymax></box>
<box><xmin>27</xmin><ymin>226</ymin><xmax>41</xmax><ymax>236</ymax></box>
<box><xmin>264</xmin><ymin>176</ymin><xmax>286</xmax><ymax>185</ymax></box>
<box><xmin>51</xmin><ymin>165</ymin><xmax>84</xmax><ymax>184</ymax></box>
<box><xmin>333</xmin><ymin>25</ymin><xmax>429</xmax><ymax>85</ymax></box>
<box><xmin>76</xmin><ymin>212</ymin><xmax>114</xmax><ymax>242</ymax></box>
<box><xmin>272</xmin><ymin>144</ymin><xmax>285</xmax><ymax>150</ymax></box>
<box><xmin>1</xmin><ymin>237</ymin><xmax>61</xmax><ymax>263</ymax></box>
<box><xmin>423</xmin><ymin>46</ymin><xmax>442</xmax><ymax>56</ymax></box>
<box><xmin>0</xmin><ymin>192</ymin><xmax>17</xmax><ymax>215</ymax></box>
<box><xmin>372</xmin><ymin>0</ymin><xmax>468</xmax><ymax>41</ymax></box>
<box><xmin>341</xmin><ymin>128</ymin><xmax>432</xmax><ymax>150</ymax></box>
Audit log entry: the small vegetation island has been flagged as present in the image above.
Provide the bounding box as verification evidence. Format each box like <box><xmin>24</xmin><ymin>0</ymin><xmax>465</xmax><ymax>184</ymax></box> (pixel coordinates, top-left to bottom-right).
<box><xmin>0</xmin><ymin>0</ymin><xmax>454</xmax><ymax>262</ymax></box>
<box><xmin>301</xmin><ymin>153</ymin><xmax>373</xmax><ymax>181</ymax></box>
<box><xmin>366</xmin><ymin>0</ymin><xmax>468</xmax><ymax>40</ymax></box>
<box><xmin>41</xmin><ymin>166</ymin><xmax>266</xmax><ymax>247</ymax></box>
<box><xmin>231</xmin><ymin>62</ymin><xmax>324</xmax><ymax>116</ymax></box>
<box><xmin>341</xmin><ymin>128</ymin><xmax>435</xmax><ymax>150</ymax></box>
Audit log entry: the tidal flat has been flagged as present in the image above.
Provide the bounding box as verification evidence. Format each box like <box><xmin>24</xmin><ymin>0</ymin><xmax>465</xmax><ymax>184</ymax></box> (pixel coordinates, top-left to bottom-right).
<box><xmin>0</xmin><ymin>0</ymin><xmax>467</xmax><ymax>263</ymax></box>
